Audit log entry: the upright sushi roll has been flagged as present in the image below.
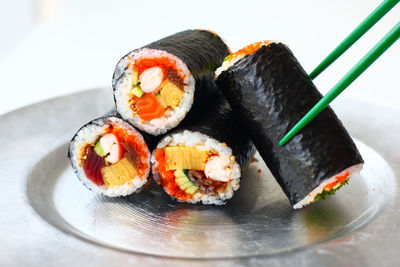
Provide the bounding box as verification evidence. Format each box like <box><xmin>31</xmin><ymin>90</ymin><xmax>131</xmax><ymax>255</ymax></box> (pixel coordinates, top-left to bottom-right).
<box><xmin>151</xmin><ymin>94</ymin><xmax>255</xmax><ymax>205</ymax></box>
<box><xmin>68</xmin><ymin>111</ymin><xmax>152</xmax><ymax>197</ymax></box>
<box><xmin>112</xmin><ymin>29</ymin><xmax>230</xmax><ymax>135</ymax></box>
<box><xmin>216</xmin><ymin>42</ymin><xmax>364</xmax><ymax>209</ymax></box>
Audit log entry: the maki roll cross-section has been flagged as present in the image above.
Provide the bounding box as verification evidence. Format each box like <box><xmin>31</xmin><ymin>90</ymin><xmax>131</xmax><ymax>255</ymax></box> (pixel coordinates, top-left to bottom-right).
<box><xmin>68</xmin><ymin>29</ymin><xmax>364</xmax><ymax>209</ymax></box>
<box><xmin>68</xmin><ymin>111</ymin><xmax>152</xmax><ymax>197</ymax></box>
<box><xmin>152</xmin><ymin>94</ymin><xmax>255</xmax><ymax>205</ymax></box>
<box><xmin>112</xmin><ymin>29</ymin><xmax>230</xmax><ymax>135</ymax></box>
<box><xmin>216</xmin><ymin>42</ymin><xmax>364</xmax><ymax>209</ymax></box>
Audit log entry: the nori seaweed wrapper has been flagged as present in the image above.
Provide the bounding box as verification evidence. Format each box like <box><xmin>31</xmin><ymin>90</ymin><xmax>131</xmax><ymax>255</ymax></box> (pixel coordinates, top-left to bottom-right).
<box><xmin>216</xmin><ymin>42</ymin><xmax>364</xmax><ymax>205</ymax></box>
<box><xmin>157</xmin><ymin>91</ymin><xmax>255</xmax><ymax>177</ymax></box>
<box><xmin>181</xmin><ymin>92</ymin><xmax>255</xmax><ymax>172</ymax></box>
<box><xmin>112</xmin><ymin>29</ymin><xmax>230</xmax><ymax>116</ymax></box>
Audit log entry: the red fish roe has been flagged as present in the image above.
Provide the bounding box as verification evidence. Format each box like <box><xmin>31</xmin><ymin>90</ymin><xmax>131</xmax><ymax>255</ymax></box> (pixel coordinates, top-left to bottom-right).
<box><xmin>230</xmin><ymin>41</ymin><xmax>272</xmax><ymax>58</ymax></box>
<box><xmin>135</xmin><ymin>57</ymin><xmax>182</xmax><ymax>76</ymax></box>
<box><xmin>336</xmin><ymin>171</ymin><xmax>350</xmax><ymax>184</ymax></box>
<box><xmin>83</xmin><ymin>148</ymin><xmax>106</xmax><ymax>186</ymax></box>
<box><xmin>154</xmin><ymin>149</ymin><xmax>190</xmax><ymax>201</ymax></box>
<box><xmin>323</xmin><ymin>171</ymin><xmax>350</xmax><ymax>191</ymax></box>
<box><xmin>105</xmin><ymin>124</ymin><xmax>150</xmax><ymax>178</ymax></box>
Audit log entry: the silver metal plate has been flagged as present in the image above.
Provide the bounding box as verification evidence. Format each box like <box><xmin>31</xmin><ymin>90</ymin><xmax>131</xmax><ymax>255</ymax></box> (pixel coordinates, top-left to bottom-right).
<box><xmin>1</xmin><ymin>89</ymin><xmax>400</xmax><ymax>266</ymax></box>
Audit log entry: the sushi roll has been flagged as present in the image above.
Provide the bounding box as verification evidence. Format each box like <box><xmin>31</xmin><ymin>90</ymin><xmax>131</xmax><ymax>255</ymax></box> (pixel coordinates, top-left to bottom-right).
<box><xmin>216</xmin><ymin>42</ymin><xmax>364</xmax><ymax>209</ymax></box>
<box><xmin>68</xmin><ymin>111</ymin><xmax>152</xmax><ymax>197</ymax></box>
<box><xmin>151</xmin><ymin>94</ymin><xmax>255</xmax><ymax>205</ymax></box>
<box><xmin>112</xmin><ymin>29</ymin><xmax>229</xmax><ymax>135</ymax></box>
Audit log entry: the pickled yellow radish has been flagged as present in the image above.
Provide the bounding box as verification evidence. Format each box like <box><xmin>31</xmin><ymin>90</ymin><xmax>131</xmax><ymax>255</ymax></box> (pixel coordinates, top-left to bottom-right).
<box><xmin>164</xmin><ymin>146</ymin><xmax>208</xmax><ymax>171</ymax></box>
<box><xmin>159</xmin><ymin>80</ymin><xmax>184</xmax><ymax>108</ymax></box>
<box><xmin>101</xmin><ymin>157</ymin><xmax>138</xmax><ymax>187</ymax></box>
<box><xmin>131</xmin><ymin>68</ymin><xmax>139</xmax><ymax>86</ymax></box>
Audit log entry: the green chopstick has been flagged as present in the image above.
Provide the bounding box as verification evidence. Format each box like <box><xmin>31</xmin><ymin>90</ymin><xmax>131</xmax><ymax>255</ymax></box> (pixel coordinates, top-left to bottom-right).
<box><xmin>279</xmin><ymin>21</ymin><xmax>400</xmax><ymax>146</ymax></box>
<box><xmin>309</xmin><ymin>0</ymin><xmax>399</xmax><ymax>80</ymax></box>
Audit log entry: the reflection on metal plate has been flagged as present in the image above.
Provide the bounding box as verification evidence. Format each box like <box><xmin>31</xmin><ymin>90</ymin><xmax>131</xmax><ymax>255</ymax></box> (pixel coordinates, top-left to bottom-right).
<box><xmin>26</xmin><ymin>141</ymin><xmax>395</xmax><ymax>258</ymax></box>
<box><xmin>1</xmin><ymin>89</ymin><xmax>399</xmax><ymax>266</ymax></box>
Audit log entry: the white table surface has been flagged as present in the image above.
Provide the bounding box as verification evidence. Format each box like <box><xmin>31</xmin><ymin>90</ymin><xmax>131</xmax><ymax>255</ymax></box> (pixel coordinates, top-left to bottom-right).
<box><xmin>0</xmin><ymin>0</ymin><xmax>399</xmax><ymax>116</ymax></box>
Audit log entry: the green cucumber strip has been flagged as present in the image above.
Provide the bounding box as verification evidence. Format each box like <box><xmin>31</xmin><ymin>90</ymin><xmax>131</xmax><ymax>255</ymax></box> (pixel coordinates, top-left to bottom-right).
<box><xmin>311</xmin><ymin>179</ymin><xmax>350</xmax><ymax>204</ymax></box>
<box><xmin>131</xmin><ymin>69</ymin><xmax>139</xmax><ymax>86</ymax></box>
<box><xmin>174</xmin><ymin>169</ymin><xmax>198</xmax><ymax>194</ymax></box>
<box><xmin>180</xmin><ymin>182</ymin><xmax>192</xmax><ymax>190</ymax></box>
<box><xmin>176</xmin><ymin>177</ymin><xmax>189</xmax><ymax>186</ymax></box>
<box><xmin>185</xmin><ymin>185</ymin><xmax>198</xmax><ymax>195</ymax></box>
<box><xmin>333</xmin><ymin>183</ymin><xmax>342</xmax><ymax>190</ymax></box>
<box><xmin>131</xmin><ymin>86</ymin><xmax>144</xmax><ymax>97</ymax></box>
<box><xmin>93</xmin><ymin>141</ymin><xmax>106</xmax><ymax>157</ymax></box>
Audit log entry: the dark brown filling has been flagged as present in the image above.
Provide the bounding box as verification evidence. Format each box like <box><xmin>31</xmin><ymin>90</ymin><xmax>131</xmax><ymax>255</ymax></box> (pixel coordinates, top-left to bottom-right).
<box><xmin>166</xmin><ymin>68</ymin><xmax>186</xmax><ymax>88</ymax></box>
<box><xmin>188</xmin><ymin>170</ymin><xmax>227</xmax><ymax>195</ymax></box>
<box><xmin>122</xmin><ymin>143</ymin><xmax>140</xmax><ymax>169</ymax></box>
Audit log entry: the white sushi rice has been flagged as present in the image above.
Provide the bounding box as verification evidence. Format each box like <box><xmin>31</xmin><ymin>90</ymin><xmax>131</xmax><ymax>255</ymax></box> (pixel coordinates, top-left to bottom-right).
<box><xmin>69</xmin><ymin>117</ymin><xmax>151</xmax><ymax>197</ymax></box>
<box><xmin>151</xmin><ymin>130</ymin><xmax>241</xmax><ymax>205</ymax></box>
<box><xmin>114</xmin><ymin>48</ymin><xmax>195</xmax><ymax>135</ymax></box>
<box><xmin>293</xmin><ymin>163</ymin><xmax>364</xmax><ymax>209</ymax></box>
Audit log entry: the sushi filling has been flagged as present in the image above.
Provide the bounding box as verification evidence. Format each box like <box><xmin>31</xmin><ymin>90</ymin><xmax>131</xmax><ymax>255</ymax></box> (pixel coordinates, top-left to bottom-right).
<box><xmin>71</xmin><ymin>118</ymin><xmax>150</xmax><ymax>197</ymax></box>
<box><xmin>114</xmin><ymin>48</ymin><xmax>195</xmax><ymax>135</ymax></box>
<box><xmin>152</xmin><ymin>131</ymin><xmax>241</xmax><ymax>205</ymax></box>
<box><xmin>215</xmin><ymin>40</ymin><xmax>273</xmax><ymax>77</ymax></box>
<box><xmin>293</xmin><ymin>164</ymin><xmax>363</xmax><ymax>209</ymax></box>
<box><xmin>129</xmin><ymin>62</ymin><xmax>186</xmax><ymax>121</ymax></box>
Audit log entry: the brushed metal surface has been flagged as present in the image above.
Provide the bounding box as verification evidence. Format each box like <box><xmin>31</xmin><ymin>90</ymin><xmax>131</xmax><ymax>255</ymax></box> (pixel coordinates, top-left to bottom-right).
<box><xmin>1</xmin><ymin>88</ymin><xmax>399</xmax><ymax>266</ymax></box>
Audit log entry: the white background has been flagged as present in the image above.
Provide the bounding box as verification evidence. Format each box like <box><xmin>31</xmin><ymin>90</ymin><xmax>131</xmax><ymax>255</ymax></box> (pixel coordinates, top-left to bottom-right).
<box><xmin>0</xmin><ymin>0</ymin><xmax>399</xmax><ymax>115</ymax></box>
